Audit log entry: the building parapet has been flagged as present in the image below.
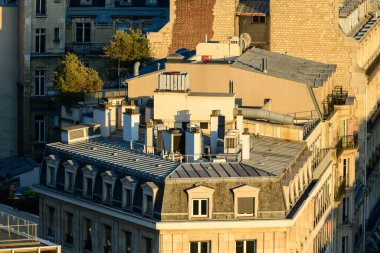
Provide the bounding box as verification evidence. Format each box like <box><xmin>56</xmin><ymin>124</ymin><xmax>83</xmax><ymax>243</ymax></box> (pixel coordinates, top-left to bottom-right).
<box><xmin>312</xmin><ymin>148</ymin><xmax>332</xmax><ymax>179</ymax></box>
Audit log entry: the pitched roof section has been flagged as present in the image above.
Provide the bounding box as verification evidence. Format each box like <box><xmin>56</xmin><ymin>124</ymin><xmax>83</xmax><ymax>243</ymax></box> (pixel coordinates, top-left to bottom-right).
<box><xmin>236</xmin><ymin>0</ymin><xmax>269</xmax><ymax>16</ymax></box>
<box><xmin>46</xmin><ymin>139</ymin><xmax>180</xmax><ymax>182</ymax></box>
<box><xmin>232</xmin><ymin>48</ymin><xmax>336</xmax><ymax>87</ymax></box>
<box><xmin>169</xmin><ymin>162</ymin><xmax>274</xmax><ymax>179</ymax></box>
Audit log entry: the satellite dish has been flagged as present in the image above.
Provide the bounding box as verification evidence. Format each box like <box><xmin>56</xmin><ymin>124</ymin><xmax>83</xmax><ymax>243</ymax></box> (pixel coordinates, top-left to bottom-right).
<box><xmin>240</xmin><ymin>33</ymin><xmax>252</xmax><ymax>51</ymax></box>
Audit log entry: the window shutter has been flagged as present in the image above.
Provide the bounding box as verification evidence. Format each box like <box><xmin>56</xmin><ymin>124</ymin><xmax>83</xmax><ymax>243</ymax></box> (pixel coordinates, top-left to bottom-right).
<box><xmin>238</xmin><ymin>197</ymin><xmax>254</xmax><ymax>215</ymax></box>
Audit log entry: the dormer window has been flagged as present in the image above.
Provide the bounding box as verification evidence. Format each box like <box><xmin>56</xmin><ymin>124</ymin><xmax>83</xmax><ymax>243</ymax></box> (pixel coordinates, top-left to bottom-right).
<box><xmin>64</xmin><ymin>160</ymin><xmax>78</xmax><ymax>193</ymax></box>
<box><xmin>45</xmin><ymin>155</ymin><xmax>60</xmax><ymax>187</ymax></box>
<box><xmin>121</xmin><ymin>176</ymin><xmax>137</xmax><ymax>210</ymax></box>
<box><xmin>141</xmin><ymin>182</ymin><xmax>159</xmax><ymax>216</ymax></box>
<box><xmin>82</xmin><ymin>165</ymin><xmax>97</xmax><ymax>198</ymax></box>
<box><xmin>232</xmin><ymin>185</ymin><xmax>260</xmax><ymax>218</ymax></box>
<box><xmin>101</xmin><ymin>171</ymin><xmax>117</xmax><ymax>203</ymax></box>
<box><xmin>186</xmin><ymin>185</ymin><xmax>214</xmax><ymax>219</ymax></box>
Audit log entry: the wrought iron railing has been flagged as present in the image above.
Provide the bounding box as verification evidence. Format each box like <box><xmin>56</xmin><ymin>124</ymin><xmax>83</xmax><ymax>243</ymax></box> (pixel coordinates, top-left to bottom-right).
<box><xmin>65</xmin><ymin>43</ymin><xmax>108</xmax><ymax>55</ymax></box>
<box><xmin>334</xmin><ymin>176</ymin><xmax>348</xmax><ymax>201</ymax></box>
<box><xmin>322</xmin><ymin>86</ymin><xmax>348</xmax><ymax>119</ymax></box>
<box><xmin>335</xmin><ymin>134</ymin><xmax>358</xmax><ymax>157</ymax></box>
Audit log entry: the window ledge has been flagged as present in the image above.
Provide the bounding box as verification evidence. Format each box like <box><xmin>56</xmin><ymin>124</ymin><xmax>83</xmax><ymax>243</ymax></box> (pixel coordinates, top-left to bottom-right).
<box><xmin>35</xmin><ymin>14</ymin><xmax>48</xmax><ymax>18</ymax></box>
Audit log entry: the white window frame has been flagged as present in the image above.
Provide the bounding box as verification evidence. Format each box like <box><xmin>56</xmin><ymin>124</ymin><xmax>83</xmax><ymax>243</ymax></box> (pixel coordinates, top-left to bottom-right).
<box><xmin>35</xmin><ymin>0</ymin><xmax>46</xmax><ymax>15</ymax></box>
<box><xmin>34</xmin><ymin>69</ymin><xmax>46</xmax><ymax>96</ymax></box>
<box><xmin>35</xmin><ymin>28</ymin><xmax>46</xmax><ymax>53</ymax></box>
<box><xmin>45</xmin><ymin>155</ymin><xmax>60</xmax><ymax>186</ymax></box>
<box><xmin>236</xmin><ymin>240</ymin><xmax>257</xmax><ymax>253</ymax></box>
<box><xmin>192</xmin><ymin>199</ymin><xmax>209</xmax><ymax>217</ymax></box>
<box><xmin>35</xmin><ymin>115</ymin><xmax>46</xmax><ymax>143</ymax></box>
<box><xmin>189</xmin><ymin>241</ymin><xmax>211</xmax><ymax>253</ymax></box>
<box><xmin>232</xmin><ymin>185</ymin><xmax>260</xmax><ymax>218</ymax></box>
<box><xmin>75</xmin><ymin>22</ymin><xmax>91</xmax><ymax>43</ymax></box>
<box><xmin>186</xmin><ymin>185</ymin><xmax>214</xmax><ymax>220</ymax></box>
<box><xmin>141</xmin><ymin>182</ymin><xmax>159</xmax><ymax>216</ymax></box>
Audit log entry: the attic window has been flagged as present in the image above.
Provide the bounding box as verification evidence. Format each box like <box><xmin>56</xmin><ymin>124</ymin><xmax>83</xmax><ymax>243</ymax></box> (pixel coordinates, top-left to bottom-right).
<box><xmin>252</xmin><ymin>16</ymin><xmax>266</xmax><ymax>24</ymax></box>
<box><xmin>232</xmin><ymin>185</ymin><xmax>260</xmax><ymax>218</ymax></box>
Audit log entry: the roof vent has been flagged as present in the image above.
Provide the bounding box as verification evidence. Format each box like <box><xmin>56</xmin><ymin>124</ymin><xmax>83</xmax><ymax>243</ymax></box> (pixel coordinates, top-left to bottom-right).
<box><xmin>112</xmin><ymin>152</ymin><xmax>118</xmax><ymax>156</ymax></box>
<box><xmin>156</xmin><ymin>164</ymin><xmax>162</xmax><ymax>168</ymax></box>
<box><xmin>134</xmin><ymin>158</ymin><xmax>140</xmax><ymax>161</ymax></box>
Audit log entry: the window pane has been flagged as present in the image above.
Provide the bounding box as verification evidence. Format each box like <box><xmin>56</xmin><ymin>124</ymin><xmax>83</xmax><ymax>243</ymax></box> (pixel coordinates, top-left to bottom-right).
<box><xmin>84</xmin><ymin>23</ymin><xmax>91</xmax><ymax>42</ymax></box>
<box><xmin>76</xmin><ymin>24</ymin><xmax>83</xmax><ymax>43</ymax></box>
<box><xmin>200</xmin><ymin>242</ymin><xmax>209</xmax><ymax>253</ymax></box>
<box><xmin>190</xmin><ymin>242</ymin><xmax>198</xmax><ymax>253</ymax></box>
<box><xmin>125</xmin><ymin>231</ymin><xmax>132</xmax><ymax>253</ymax></box>
<box><xmin>41</xmin><ymin>34</ymin><xmax>46</xmax><ymax>53</ymax></box>
<box><xmin>201</xmin><ymin>199</ymin><xmax>208</xmax><ymax>215</ymax></box>
<box><xmin>246</xmin><ymin>241</ymin><xmax>256</xmax><ymax>253</ymax></box>
<box><xmin>87</xmin><ymin>178</ymin><xmax>92</xmax><ymax>196</ymax></box>
<box><xmin>236</xmin><ymin>241</ymin><xmax>244</xmax><ymax>253</ymax></box>
<box><xmin>193</xmin><ymin>200</ymin><xmax>199</xmax><ymax>215</ymax></box>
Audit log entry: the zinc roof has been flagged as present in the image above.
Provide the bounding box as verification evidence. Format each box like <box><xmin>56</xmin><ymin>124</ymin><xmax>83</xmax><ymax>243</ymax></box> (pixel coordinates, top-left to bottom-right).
<box><xmin>236</xmin><ymin>0</ymin><xmax>269</xmax><ymax>16</ymax></box>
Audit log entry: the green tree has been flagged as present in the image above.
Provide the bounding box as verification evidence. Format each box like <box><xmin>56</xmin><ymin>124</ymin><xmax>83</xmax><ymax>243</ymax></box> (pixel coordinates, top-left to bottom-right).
<box><xmin>104</xmin><ymin>29</ymin><xmax>151</xmax><ymax>85</ymax></box>
<box><xmin>54</xmin><ymin>53</ymin><xmax>103</xmax><ymax>104</ymax></box>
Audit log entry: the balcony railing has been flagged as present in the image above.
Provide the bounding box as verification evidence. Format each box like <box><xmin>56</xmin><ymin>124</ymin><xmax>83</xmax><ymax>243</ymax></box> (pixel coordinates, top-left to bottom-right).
<box><xmin>0</xmin><ymin>212</ymin><xmax>38</xmax><ymax>243</ymax></box>
<box><xmin>336</xmin><ymin>134</ymin><xmax>358</xmax><ymax>157</ymax></box>
<box><xmin>322</xmin><ymin>86</ymin><xmax>348</xmax><ymax>119</ymax></box>
<box><xmin>65</xmin><ymin>43</ymin><xmax>108</xmax><ymax>55</ymax></box>
<box><xmin>335</xmin><ymin>176</ymin><xmax>348</xmax><ymax>201</ymax></box>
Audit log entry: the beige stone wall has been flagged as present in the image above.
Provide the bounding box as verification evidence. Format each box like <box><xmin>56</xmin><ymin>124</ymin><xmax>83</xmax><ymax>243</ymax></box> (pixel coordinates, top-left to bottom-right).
<box><xmin>148</xmin><ymin>0</ymin><xmax>236</xmax><ymax>58</ymax></box>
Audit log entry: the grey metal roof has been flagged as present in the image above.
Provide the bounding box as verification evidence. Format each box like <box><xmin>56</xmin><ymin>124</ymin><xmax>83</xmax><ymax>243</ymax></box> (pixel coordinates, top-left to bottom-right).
<box><xmin>232</xmin><ymin>48</ymin><xmax>336</xmax><ymax>87</ymax></box>
<box><xmin>242</xmin><ymin>136</ymin><xmax>306</xmax><ymax>176</ymax></box>
<box><xmin>46</xmin><ymin>139</ymin><xmax>180</xmax><ymax>182</ymax></box>
<box><xmin>352</xmin><ymin>16</ymin><xmax>380</xmax><ymax>42</ymax></box>
<box><xmin>236</xmin><ymin>0</ymin><xmax>269</xmax><ymax>16</ymax></box>
<box><xmin>169</xmin><ymin>162</ymin><xmax>274</xmax><ymax>179</ymax></box>
<box><xmin>0</xmin><ymin>156</ymin><xmax>37</xmax><ymax>178</ymax></box>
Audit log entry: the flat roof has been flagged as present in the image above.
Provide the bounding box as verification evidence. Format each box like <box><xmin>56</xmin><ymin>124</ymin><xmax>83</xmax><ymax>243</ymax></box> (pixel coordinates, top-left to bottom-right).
<box><xmin>188</xmin><ymin>92</ymin><xmax>234</xmax><ymax>97</ymax></box>
<box><xmin>232</xmin><ymin>48</ymin><xmax>336</xmax><ymax>86</ymax></box>
<box><xmin>46</xmin><ymin>138</ymin><xmax>180</xmax><ymax>182</ymax></box>
<box><xmin>242</xmin><ymin>136</ymin><xmax>306</xmax><ymax>176</ymax></box>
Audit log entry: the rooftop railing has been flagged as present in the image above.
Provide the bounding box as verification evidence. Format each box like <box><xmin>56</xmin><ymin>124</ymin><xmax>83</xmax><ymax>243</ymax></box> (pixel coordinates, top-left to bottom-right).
<box><xmin>65</xmin><ymin>43</ymin><xmax>108</xmax><ymax>55</ymax></box>
<box><xmin>0</xmin><ymin>212</ymin><xmax>38</xmax><ymax>244</ymax></box>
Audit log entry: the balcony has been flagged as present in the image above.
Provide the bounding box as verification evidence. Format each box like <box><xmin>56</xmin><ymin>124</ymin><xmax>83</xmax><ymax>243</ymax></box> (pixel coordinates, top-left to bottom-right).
<box><xmin>335</xmin><ymin>176</ymin><xmax>348</xmax><ymax>201</ymax></box>
<box><xmin>367</xmin><ymin>145</ymin><xmax>380</xmax><ymax>179</ymax></box>
<box><xmin>0</xmin><ymin>211</ymin><xmax>37</xmax><ymax>244</ymax></box>
<box><xmin>65</xmin><ymin>43</ymin><xmax>108</xmax><ymax>55</ymax></box>
<box><xmin>322</xmin><ymin>86</ymin><xmax>348</xmax><ymax>119</ymax></box>
<box><xmin>367</xmin><ymin>99</ymin><xmax>380</xmax><ymax>133</ymax></box>
<box><xmin>336</xmin><ymin>134</ymin><xmax>358</xmax><ymax>157</ymax></box>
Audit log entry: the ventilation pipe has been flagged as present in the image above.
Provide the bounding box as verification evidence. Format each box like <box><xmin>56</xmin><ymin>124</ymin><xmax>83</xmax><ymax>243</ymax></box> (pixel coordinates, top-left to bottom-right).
<box><xmin>210</xmin><ymin>110</ymin><xmax>219</xmax><ymax>155</ymax></box>
<box><xmin>185</xmin><ymin>127</ymin><xmax>202</xmax><ymax>162</ymax></box>
<box><xmin>133</xmin><ymin>62</ymin><xmax>141</xmax><ymax>77</ymax></box>
<box><xmin>145</xmin><ymin>121</ymin><xmax>154</xmax><ymax>154</ymax></box>
<box><xmin>262</xmin><ymin>58</ymin><xmax>268</xmax><ymax>73</ymax></box>
<box><xmin>239</xmin><ymin>107</ymin><xmax>294</xmax><ymax>125</ymax></box>
<box><xmin>123</xmin><ymin>109</ymin><xmax>140</xmax><ymax>142</ymax></box>
<box><xmin>241</xmin><ymin>128</ymin><xmax>250</xmax><ymax>160</ymax></box>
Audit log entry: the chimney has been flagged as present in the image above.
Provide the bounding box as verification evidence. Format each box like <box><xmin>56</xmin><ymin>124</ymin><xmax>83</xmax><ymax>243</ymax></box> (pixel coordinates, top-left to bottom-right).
<box><xmin>133</xmin><ymin>62</ymin><xmax>141</xmax><ymax>76</ymax></box>
<box><xmin>185</xmin><ymin>128</ymin><xmax>202</xmax><ymax>162</ymax></box>
<box><xmin>241</xmin><ymin>128</ymin><xmax>251</xmax><ymax>160</ymax></box>
<box><xmin>263</xmin><ymin>98</ymin><xmax>272</xmax><ymax>111</ymax></box>
<box><xmin>210</xmin><ymin>110</ymin><xmax>219</xmax><ymax>155</ymax></box>
<box><xmin>235</xmin><ymin>109</ymin><xmax>243</xmax><ymax>138</ymax></box>
<box><xmin>145</xmin><ymin>121</ymin><xmax>154</xmax><ymax>154</ymax></box>
<box><xmin>123</xmin><ymin>109</ymin><xmax>140</xmax><ymax>142</ymax></box>
<box><xmin>93</xmin><ymin>106</ymin><xmax>111</xmax><ymax>137</ymax></box>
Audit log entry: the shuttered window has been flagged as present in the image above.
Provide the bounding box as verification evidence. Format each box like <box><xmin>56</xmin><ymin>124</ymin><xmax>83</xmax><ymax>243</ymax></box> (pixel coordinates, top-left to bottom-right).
<box><xmin>238</xmin><ymin>197</ymin><xmax>255</xmax><ymax>216</ymax></box>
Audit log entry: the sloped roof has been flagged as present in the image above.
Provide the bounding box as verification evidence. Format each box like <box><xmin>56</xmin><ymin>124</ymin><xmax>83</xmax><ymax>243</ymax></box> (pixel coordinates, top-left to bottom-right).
<box><xmin>236</xmin><ymin>0</ymin><xmax>269</xmax><ymax>16</ymax></box>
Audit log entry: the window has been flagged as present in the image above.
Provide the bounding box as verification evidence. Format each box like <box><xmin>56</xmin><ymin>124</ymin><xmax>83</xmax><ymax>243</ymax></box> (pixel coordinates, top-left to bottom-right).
<box><xmin>36</xmin><ymin>0</ymin><xmax>46</xmax><ymax>15</ymax></box>
<box><xmin>35</xmin><ymin>28</ymin><xmax>46</xmax><ymax>53</ymax></box>
<box><xmin>84</xmin><ymin>177</ymin><xmax>93</xmax><ymax>198</ymax></box>
<box><xmin>47</xmin><ymin>166</ymin><xmax>56</xmax><ymax>186</ymax></box>
<box><xmin>64</xmin><ymin>212</ymin><xmax>73</xmax><ymax>245</ymax></box>
<box><xmin>46</xmin><ymin>206</ymin><xmax>55</xmax><ymax>238</ymax></box>
<box><xmin>252</xmin><ymin>16</ymin><xmax>266</xmax><ymax>24</ymax></box>
<box><xmin>192</xmin><ymin>199</ymin><xmax>208</xmax><ymax>217</ymax></box>
<box><xmin>145</xmin><ymin>194</ymin><xmax>153</xmax><ymax>215</ymax></box>
<box><xmin>120</xmin><ymin>0</ymin><xmax>132</xmax><ymax>5</ymax></box>
<box><xmin>143</xmin><ymin>237</ymin><xmax>152</xmax><ymax>253</ymax></box>
<box><xmin>35</xmin><ymin>115</ymin><xmax>46</xmax><ymax>143</ymax></box>
<box><xmin>190</xmin><ymin>242</ymin><xmax>210</xmax><ymax>253</ymax></box>
<box><xmin>237</xmin><ymin>197</ymin><xmax>255</xmax><ymax>216</ymax></box>
<box><xmin>200</xmin><ymin>122</ymin><xmax>208</xmax><ymax>129</ymax></box>
<box><xmin>124</xmin><ymin>189</ymin><xmax>132</xmax><ymax>209</ymax></box>
<box><xmin>54</xmin><ymin>28</ymin><xmax>60</xmax><ymax>42</ymax></box>
<box><xmin>66</xmin><ymin>171</ymin><xmax>74</xmax><ymax>192</ymax></box>
<box><xmin>104</xmin><ymin>183</ymin><xmax>112</xmax><ymax>202</ymax></box>
<box><xmin>34</xmin><ymin>70</ymin><xmax>46</xmax><ymax>96</ymax></box>
<box><xmin>104</xmin><ymin>225</ymin><xmax>112</xmax><ymax>253</ymax></box>
<box><xmin>343</xmin><ymin>158</ymin><xmax>349</xmax><ymax>179</ymax></box>
<box><xmin>76</xmin><ymin>23</ymin><xmax>91</xmax><ymax>43</ymax></box>
<box><xmin>341</xmin><ymin>236</ymin><xmax>348</xmax><ymax>253</ymax></box>
<box><xmin>83</xmin><ymin>218</ymin><xmax>92</xmax><ymax>251</ymax></box>
<box><xmin>124</xmin><ymin>231</ymin><xmax>132</xmax><ymax>253</ymax></box>
<box><xmin>342</xmin><ymin>197</ymin><xmax>349</xmax><ymax>223</ymax></box>
<box><xmin>236</xmin><ymin>240</ymin><xmax>256</xmax><ymax>253</ymax></box>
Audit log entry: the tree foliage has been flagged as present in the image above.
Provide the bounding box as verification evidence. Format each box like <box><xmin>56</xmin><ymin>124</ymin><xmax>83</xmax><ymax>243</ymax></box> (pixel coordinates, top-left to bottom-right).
<box><xmin>54</xmin><ymin>53</ymin><xmax>103</xmax><ymax>93</ymax></box>
<box><xmin>104</xmin><ymin>29</ymin><xmax>152</xmax><ymax>64</ymax></box>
